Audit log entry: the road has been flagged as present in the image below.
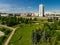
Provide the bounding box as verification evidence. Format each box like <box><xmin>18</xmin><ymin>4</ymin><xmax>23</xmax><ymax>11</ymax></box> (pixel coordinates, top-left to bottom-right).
<box><xmin>0</xmin><ymin>24</ymin><xmax>17</xmax><ymax>45</ymax></box>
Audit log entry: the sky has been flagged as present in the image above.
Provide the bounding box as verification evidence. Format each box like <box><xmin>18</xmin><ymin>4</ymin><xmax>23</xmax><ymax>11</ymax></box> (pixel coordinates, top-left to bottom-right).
<box><xmin>0</xmin><ymin>0</ymin><xmax>60</xmax><ymax>13</ymax></box>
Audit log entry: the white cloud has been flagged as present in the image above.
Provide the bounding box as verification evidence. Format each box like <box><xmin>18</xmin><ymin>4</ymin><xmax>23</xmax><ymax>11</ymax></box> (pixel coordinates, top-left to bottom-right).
<box><xmin>0</xmin><ymin>4</ymin><xmax>11</xmax><ymax>8</ymax></box>
<box><xmin>0</xmin><ymin>3</ymin><xmax>25</xmax><ymax>13</ymax></box>
<box><xmin>0</xmin><ymin>3</ymin><xmax>12</xmax><ymax>13</ymax></box>
<box><xmin>27</xmin><ymin>6</ymin><xmax>31</xmax><ymax>9</ymax></box>
<box><xmin>0</xmin><ymin>3</ymin><xmax>34</xmax><ymax>13</ymax></box>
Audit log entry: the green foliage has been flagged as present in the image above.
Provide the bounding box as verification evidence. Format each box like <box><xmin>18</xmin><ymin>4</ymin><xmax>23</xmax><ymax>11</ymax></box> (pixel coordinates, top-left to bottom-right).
<box><xmin>9</xmin><ymin>24</ymin><xmax>41</xmax><ymax>45</ymax></box>
<box><xmin>0</xmin><ymin>36</ymin><xmax>6</xmax><ymax>45</ymax></box>
<box><xmin>48</xmin><ymin>18</ymin><xmax>53</xmax><ymax>22</ymax></box>
<box><xmin>34</xmin><ymin>18</ymin><xmax>37</xmax><ymax>21</ymax></box>
<box><xmin>0</xmin><ymin>16</ymin><xmax>60</xmax><ymax>45</ymax></box>
<box><xmin>0</xmin><ymin>28</ymin><xmax>12</xmax><ymax>45</ymax></box>
<box><xmin>32</xmin><ymin>27</ymin><xmax>58</xmax><ymax>45</ymax></box>
<box><xmin>0</xmin><ymin>16</ymin><xmax>34</xmax><ymax>26</ymax></box>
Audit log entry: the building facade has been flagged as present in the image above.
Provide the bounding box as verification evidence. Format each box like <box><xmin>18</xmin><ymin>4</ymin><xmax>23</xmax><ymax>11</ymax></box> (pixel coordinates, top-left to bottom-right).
<box><xmin>39</xmin><ymin>4</ymin><xmax>44</xmax><ymax>17</ymax></box>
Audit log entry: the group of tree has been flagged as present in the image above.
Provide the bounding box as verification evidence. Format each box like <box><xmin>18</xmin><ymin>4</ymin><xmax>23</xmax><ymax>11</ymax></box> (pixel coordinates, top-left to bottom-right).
<box><xmin>48</xmin><ymin>17</ymin><xmax>58</xmax><ymax>22</ymax></box>
<box><xmin>47</xmin><ymin>17</ymin><xmax>60</xmax><ymax>30</ymax></box>
<box><xmin>32</xmin><ymin>23</ymin><xmax>60</xmax><ymax>45</ymax></box>
<box><xmin>0</xmin><ymin>16</ymin><xmax>35</xmax><ymax>26</ymax></box>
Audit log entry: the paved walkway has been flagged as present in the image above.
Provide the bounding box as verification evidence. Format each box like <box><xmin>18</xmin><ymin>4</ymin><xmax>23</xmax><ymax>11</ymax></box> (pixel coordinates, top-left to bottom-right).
<box><xmin>0</xmin><ymin>25</ymin><xmax>17</xmax><ymax>45</ymax></box>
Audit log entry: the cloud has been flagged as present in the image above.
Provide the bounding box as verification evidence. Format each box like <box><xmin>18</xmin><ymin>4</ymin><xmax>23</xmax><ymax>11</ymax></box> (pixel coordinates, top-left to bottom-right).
<box><xmin>0</xmin><ymin>3</ymin><xmax>25</xmax><ymax>13</ymax></box>
<box><xmin>27</xmin><ymin>6</ymin><xmax>32</xmax><ymax>9</ymax></box>
<box><xmin>0</xmin><ymin>3</ymin><xmax>12</xmax><ymax>13</ymax></box>
<box><xmin>0</xmin><ymin>3</ymin><xmax>33</xmax><ymax>13</ymax></box>
<box><xmin>0</xmin><ymin>4</ymin><xmax>11</xmax><ymax>8</ymax></box>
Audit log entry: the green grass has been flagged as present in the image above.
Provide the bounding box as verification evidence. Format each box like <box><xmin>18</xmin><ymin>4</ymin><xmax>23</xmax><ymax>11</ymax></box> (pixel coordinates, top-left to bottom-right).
<box><xmin>8</xmin><ymin>18</ymin><xmax>49</xmax><ymax>45</ymax></box>
<box><xmin>9</xmin><ymin>24</ymin><xmax>42</xmax><ymax>45</ymax></box>
<box><xmin>1</xmin><ymin>16</ymin><xmax>60</xmax><ymax>45</ymax></box>
<box><xmin>8</xmin><ymin>18</ymin><xmax>60</xmax><ymax>45</ymax></box>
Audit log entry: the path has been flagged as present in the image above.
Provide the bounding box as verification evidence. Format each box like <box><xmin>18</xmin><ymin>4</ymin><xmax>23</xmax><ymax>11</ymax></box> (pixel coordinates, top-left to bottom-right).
<box><xmin>0</xmin><ymin>25</ymin><xmax>16</xmax><ymax>30</ymax></box>
<box><xmin>0</xmin><ymin>24</ymin><xmax>17</xmax><ymax>45</ymax></box>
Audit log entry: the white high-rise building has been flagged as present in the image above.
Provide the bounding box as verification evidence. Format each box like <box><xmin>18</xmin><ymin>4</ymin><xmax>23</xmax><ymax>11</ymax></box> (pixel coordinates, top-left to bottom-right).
<box><xmin>39</xmin><ymin>4</ymin><xmax>44</xmax><ymax>17</ymax></box>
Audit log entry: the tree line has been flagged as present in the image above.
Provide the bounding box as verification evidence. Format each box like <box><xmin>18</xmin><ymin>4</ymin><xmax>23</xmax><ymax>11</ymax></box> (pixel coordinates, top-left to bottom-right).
<box><xmin>0</xmin><ymin>16</ymin><xmax>37</xmax><ymax>27</ymax></box>
<box><xmin>32</xmin><ymin>23</ymin><xmax>60</xmax><ymax>45</ymax></box>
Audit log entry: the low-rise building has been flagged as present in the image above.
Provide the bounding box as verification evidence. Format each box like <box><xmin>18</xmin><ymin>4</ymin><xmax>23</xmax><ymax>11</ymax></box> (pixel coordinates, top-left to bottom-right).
<box><xmin>45</xmin><ymin>12</ymin><xmax>60</xmax><ymax>18</ymax></box>
<box><xmin>0</xmin><ymin>13</ymin><xmax>9</xmax><ymax>17</ymax></box>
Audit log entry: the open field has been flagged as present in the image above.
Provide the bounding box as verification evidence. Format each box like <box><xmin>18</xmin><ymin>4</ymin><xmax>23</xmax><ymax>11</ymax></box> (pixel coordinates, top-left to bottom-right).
<box><xmin>0</xmin><ymin>16</ymin><xmax>60</xmax><ymax>45</ymax></box>
<box><xmin>9</xmin><ymin>23</ymin><xmax>60</xmax><ymax>45</ymax></box>
<box><xmin>9</xmin><ymin>24</ymin><xmax>42</xmax><ymax>45</ymax></box>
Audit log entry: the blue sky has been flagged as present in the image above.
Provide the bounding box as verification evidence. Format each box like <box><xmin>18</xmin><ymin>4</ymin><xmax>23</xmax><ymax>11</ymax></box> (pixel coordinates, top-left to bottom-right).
<box><xmin>0</xmin><ymin>0</ymin><xmax>60</xmax><ymax>13</ymax></box>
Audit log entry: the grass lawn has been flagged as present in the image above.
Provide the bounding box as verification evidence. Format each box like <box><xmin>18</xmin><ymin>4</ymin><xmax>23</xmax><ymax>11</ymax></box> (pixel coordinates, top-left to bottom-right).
<box><xmin>9</xmin><ymin>23</ymin><xmax>42</xmax><ymax>45</ymax></box>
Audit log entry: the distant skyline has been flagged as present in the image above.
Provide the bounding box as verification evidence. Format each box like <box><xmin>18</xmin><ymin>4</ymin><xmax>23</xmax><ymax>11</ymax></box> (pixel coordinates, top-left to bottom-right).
<box><xmin>0</xmin><ymin>0</ymin><xmax>60</xmax><ymax>13</ymax></box>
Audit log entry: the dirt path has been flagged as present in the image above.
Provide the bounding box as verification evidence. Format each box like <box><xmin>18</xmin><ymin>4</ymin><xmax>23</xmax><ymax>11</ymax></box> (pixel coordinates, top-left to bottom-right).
<box><xmin>4</xmin><ymin>28</ymin><xmax>16</xmax><ymax>45</ymax></box>
<box><xmin>0</xmin><ymin>24</ymin><xmax>17</xmax><ymax>45</ymax></box>
<box><xmin>0</xmin><ymin>25</ymin><xmax>15</xmax><ymax>30</ymax></box>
